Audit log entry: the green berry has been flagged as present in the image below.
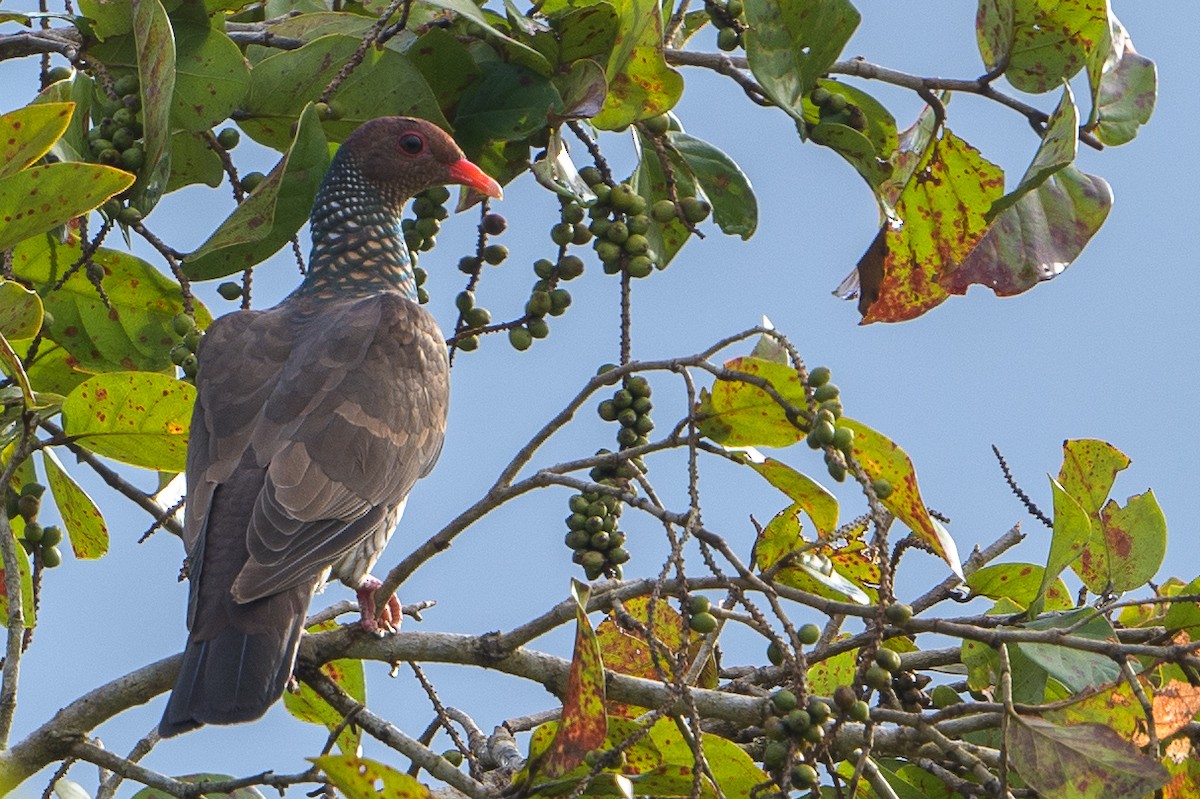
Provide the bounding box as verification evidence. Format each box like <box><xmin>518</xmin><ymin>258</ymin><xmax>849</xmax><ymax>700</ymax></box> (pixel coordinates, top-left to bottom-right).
<box><xmin>833</xmin><ymin>426</ymin><xmax>854</xmax><ymax>452</ymax></box>
<box><xmin>651</xmin><ymin>200</ymin><xmax>676</xmax><ymax>224</ymax></box>
<box><xmin>642</xmin><ymin>113</ymin><xmax>670</xmax><ymax>135</ymax></box>
<box><xmin>762</xmin><ymin>741</ymin><xmax>787</xmax><ymax>770</ymax></box>
<box><xmin>791</xmin><ymin>763</ymin><xmax>818</xmax><ymax>788</ymax></box>
<box><xmin>98</xmin><ymin>148</ymin><xmax>121</xmax><ymax>166</ymax></box>
<box><xmin>810</xmin><ymin>87</ymin><xmax>832</xmax><ymax>107</ymax></box>
<box><xmin>533</xmin><ymin>258</ymin><xmax>555</xmax><ymax>279</ymax></box>
<box><xmin>623</xmin><ymin>233</ymin><xmax>649</xmax><ymax>255</ymax></box>
<box><xmin>23</xmin><ymin>523</ymin><xmax>44</xmax><ymax>544</ymax></box>
<box><xmin>762</xmin><ymin>716</ymin><xmax>787</xmax><ymax>741</ymax></box>
<box><xmin>872</xmin><ymin>478</ymin><xmax>894</xmax><ymax>499</ymax></box>
<box><xmin>117</xmin><ymin>206</ymin><xmax>142</xmax><ymax>225</ymax></box>
<box><xmin>849</xmin><ymin>699</ymin><xmax>870</xmax><ymax>722</ymax></box>
<box><xmin>885</xmin><ymin>602</ymin><xmax>913</xmax><ymax>625</ymax></box>
<box><xmin>716</xmin><ymin>26</ymin><xmax>739</xmax><ymax>51</ymax></box>
<box><xmin>550</xmin><ymin>222</ymin><xmax>574</xmax><ymax>246</ymax></box>
<box><xmin>579</xmin><ymin>166</ymin><xmax>602</xmax><ymax>186</ymax></box>
<box><xmin>111</xmin><ymin>108</ymin><xmax>135</xmax><ymax>128</ymax></box>
<box><xmin>455</xmin><ymin>291</ymin><xmax>475</xmax><ymax>313</ymax></box>
<box><xmin>864</xmin><ymin>663</ymin><xmax>891</xmax><ymax>691</ymax></box>
<box><xmin>679</xmin><ymin>196</ymin><xmax>711</xmax><ymax>223</ymax></box>
<box><xmin>217</xmin><ymin>127</ymin><xmax>240</xmax><ymax>149</ymax></box>
<box><xmin>425</xmin><ymin>186</ymin><xmax>450</xmax><ymax>205</ymax></box>
<box><xmin>441</xmin><ymin>750</ymin><xmax>464</xmax><ymax>767</ymax></box>
<box><xmin>169</xmin><ymin>343</ymin><xmax>191</xmax><ymax>366</ymax></box>
<box><xmin>609</xmin><ymin>183</ymin><xmax>639</xmax><ymax>213</ymax></box>
<box><xmin>689</xmin><ymin>611</ymin><xmax>718</xmax><ymax>634</ymax></box>
<box><xmin>114</xmin><ymin>74</ymin><xmax>139</xmax><ymax>97</ymax></box>
<box><xmin>464</xmin><ymin>306</ymin><xmax>491</xmax><ymax>328</ymax></box>
<box><xmin>456</xmin><ymin>334</ymin><xmax>479</xmax><ymax>352</ymax></box>
<box><xmin>549</xmin><ymin>289</ymin><xmax>572</xmax><ymax>315</ymax></box>
<box><xmin>181</xmin><ymin>354</ymin><xmax>198</xmax><ymax>377</ymax></box>
<box><xmin>617</xmin><ymin>408</ymin><xmax>638</xmax><ymax>428</ymax></box>
<box><xmin>217</xmin><ymin>281</ymin><xmax>243</xmax><ymax>301</ymax></box>
<box><xmin>814</xmin><ymin>420</ymin><xmax>836</xmax><ymax>446</ymax></box>
<box><xmin>797</xmin><ymin>623</ymin><xmax>820</xmax><ymax>646</ymax></box>
<box><xmin>874</xmin><ymin>648</ymin><xmax>902</xmax><ymax>673</ymax></box>
<box><xmin>171</xmin><ymin>312</ymin><xmax>196</xmax><ymax>337</ymax></box>
<box><xmin>688</xmin><ymin>595</ymin><xmax>711</xmax><ymax>615</ymax></box>
<box><xmin>825</xmin><ymin>93</ymin><xmax>848</xmax><ymax>113</ymax></box>
<box><xmin>627</xmin><ymin>214</ymin><xmax>650</xmax><ymax>235</ymax></box>
<box><xmin>813</xmin><ymin>383</ymin><xmax>840</xmax><ymax>402</ymax></box>
<box><xmin>807</xmin><ymin>697</ymin><xmax>831</xmax><ymax>721</ymax></box>
<box><xmin>111</xmin><ymin>128</ymin><xmax>135</xmax><ymax>151</ymax></box>
<box><xmin>807</xmin><ymin>366</ymin><xmax>831</xmax><ymax>387</ymax></box>
<box><xmin>598</xmin><ymin>400</ymin><xmax>618</xmax><ymax>422</ymax></box>
<box><xmin>240</xmin><ymin>171</ymin><xmax>266</xmax><ymax>192</ymax></box>
<box><xmin>771</xmin><ymin>689</ymin><xmax>797</xmax><ymax>714</ymax></box>
<box><xmin>557</xmin><ymin>257</ymin><xmax>582</xmax><ymax>285</ymax></box>
<box><xmin>607</xmin><ymin>546</ymin><xmax>630</xmax><ymax>565</ymax></box>
<box><xmin>595</xmin><ymin>240</ymin><xmax>622</xmax><ymax>264</ymax></box>
<box><xmin>458</xmin><ymin>256</ymin><xmax>482</xmax><ymax>274</ymax></box>
<box><xmin>41</xmin><ymin>525</ymin><xmax>62</xmax><ymax>546</ymax></box>
<box><xmin>802</xmin><ymin>722</ymin><xmax>825</xmax><ymax>744</ymax></box>
<box><xmin>45</xmin><ymin>66</ymin><xmax>73</xmax><ymax>83</ymax></box>
<box><xmin>605</xmin><ymin>221</ymin><xmax>629</xmax><ymax>244</ymax></box>
<box><xmin>767</xmin><ymin>641</ymin><xmax>784</xmax><ymax>666</ymax></box>
<box><xmin>626</xmin><ymin>256</ymin><xmax>653</xmax><ymax>278</ymax></box>
<box><xmin>571</xmin><ymin>224</ymin><xmax>592</xmax><ymax>245</ymax></box>
<box><xmin>931</xmin><ymin>685</ymin><xmax>962</xmax><ymax>709</ymax></box>
<box><xmin>528</xmin><ymin>318</ymin><xmax>549</xmax><ymax>339</ymax></box>
<box><xmin>785</xmin><ymin>708</ymin><xmax>810</xmax><ymax>733</ymax></box>
<box><xmin>41</xmin><ymin>545</ymin><xmax>63</xmax><ymax>568</ymax></box>
<box><xmin>526</xmin><ymin>291</ymin><xmax>552</xmax><ymax>317</ymax></box>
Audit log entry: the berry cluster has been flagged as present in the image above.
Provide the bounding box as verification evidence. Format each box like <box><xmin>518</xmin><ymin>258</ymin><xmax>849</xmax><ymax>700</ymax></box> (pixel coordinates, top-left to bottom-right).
<box><xmin>596</xmin><ymin>375</ymin><xmax>654</xmax><ymax>451</ymax></box>
<box><xmin>864</xmin><ymin>646</ymin><xmax>904</xmax><ymax>693</ymax></box>
<box><xmin>578</xmin><ymin>169</ymin><xmax>660</xmax><ymax>278</ymax></box>
<box><xmin>168</xmin><ymin>312</ymin><xmax>202</xmax><ymax>380</ymax></box>
<box><xmin>5</xmin><ymin>483</ymin><xmax>64</xmax><ymax>569</ymax></box>
<box><xmin>687</xmin><ymin>595</ymin><xmax>717</xmax><ymax>634</ymax></box>
<box><xmin>86</xmin><ymin>74</ymin><xmax>145</xmax><ymax>178</ymax></box>
<box><xmin>508</xmin><ymin>252</ymin><xmax>579</xmax><ymax>352</ymax></box>
<box><xmin>760</xmin><ymin>688</ymin><xmax>830</xmax><ymax>789</ymax></box>
<box><xmin>563</xmin><ymin>486</ymin><xmax>629</xmax><ymax>581</ymax></box>
<box><xmin>809</xmin><ymin>85</ymin><xmax>867</xmax><ymax>132</ymax></box>
<box><xmin>802</xmin><ymin>366</ymin><xmax>854</xmax><ymax>482</ymax></box>
<box><xmin>402</xmin><ymin>186</ymin><xmax>452</xmax><ymax>262</ymax></box>
<box><xmin>707</xmin><ymin>0</ymin><xmax>745</xmax><ymax>51</ymax></box>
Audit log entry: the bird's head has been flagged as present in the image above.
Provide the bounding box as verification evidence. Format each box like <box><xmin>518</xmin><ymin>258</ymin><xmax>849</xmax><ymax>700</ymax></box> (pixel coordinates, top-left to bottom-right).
<box><xmin>336</xmin><ymin>117</ymin><xmax>503</xmax><ymax>202</ymax></box>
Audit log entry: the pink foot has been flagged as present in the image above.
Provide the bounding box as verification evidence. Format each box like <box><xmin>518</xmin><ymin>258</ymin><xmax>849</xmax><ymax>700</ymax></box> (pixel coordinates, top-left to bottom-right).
<box><xmin>357</xmin><ymin>575</ymin><xmax>402</xmax><ymax>635</ymax></box>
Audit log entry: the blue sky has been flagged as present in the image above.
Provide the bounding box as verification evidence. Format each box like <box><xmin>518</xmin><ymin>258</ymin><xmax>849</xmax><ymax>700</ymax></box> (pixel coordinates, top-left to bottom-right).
<box><xmin>1</xmin><ymin>2</ymin><xmax>1195</xmax><ymax>795</ymax></box>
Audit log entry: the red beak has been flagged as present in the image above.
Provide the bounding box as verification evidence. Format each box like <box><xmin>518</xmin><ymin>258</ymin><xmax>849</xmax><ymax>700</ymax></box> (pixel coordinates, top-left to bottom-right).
<box><xmin>447</xmin><ymin>159</ymin><xmax>503</xmax><ymax>199</ymax></box>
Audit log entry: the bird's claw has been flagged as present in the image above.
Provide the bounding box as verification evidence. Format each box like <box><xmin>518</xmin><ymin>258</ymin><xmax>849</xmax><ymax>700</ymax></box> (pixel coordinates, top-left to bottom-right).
<box><xmin>357</xmin><ymin>575</ymin><xmax>401</xmax><ymax>636</ymax></box>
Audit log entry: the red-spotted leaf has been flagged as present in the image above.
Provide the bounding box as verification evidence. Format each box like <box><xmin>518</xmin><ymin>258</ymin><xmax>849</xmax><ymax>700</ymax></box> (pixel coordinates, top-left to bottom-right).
<box><xmin>42</xmin><ymin>448</ymin><xmax>109</xmax><ymax>559</ymax></box>
<box><xmin>313</xmin><ymin>755</ymin><xmax>431</xmax><ymax>799</ymax></box>
<box><xmin>1057</xmin><ymin>439</ymin><xmax>1131</xmax><ymax>516</ymax></box>
<box><xmin>854</xmin><ymin>130</ymin><xmax>1005</xmax><ymax>323</ymax></box>
<box><xmin>945</xmin><ymin>164</ymin><xmax>1112</xmax><ymax>297</ymax></box>
<box><xmin>1075</xmin><ymin>490</ymin><xmax>1166</xmax><ymax>594</ymax></box>
<box><xmin>0</xmin><ymin>281</ymin><xmax>43</xmax><ymax>340</ymax></box>
<box><xmin>737</xmin><ymin>451</ymin><xmax>838</xmax><ymax>537</ymax></box>
<box><xmin>589</xmin><ymin>0</ymin><xmax>681</xmax><ymax>130</ymax></box>
<box><xmin>696</xmin><ymin>357</ymin><xmax>807</xmax><ymax>447</ymax></box>
<box><xmin>284</xmin><ymin>620</ymin><xmax>365</xmax><ymax>755</ymax></box>
<box><xmin>1087</xmin><ymin>16</ymin><xmax>1156</xmax><ymax>146</ymax></box>
<box><xmin>539</xmin><ymin>580</ymin><xmax>607</xmax><ymax>778</ymax></box>
<box><xmin>170</xmin><ymin>22</ymin><xmax>250</xmax><ymax>132</ymax></box>
<box><xmin>0</xmin><ymin>519</ymin><xmax>36</xmax><ymax>628</ymax></box>
<box><xmin>61</xmin><ymin>372</ymin><xmax>194</xmax><ymax>472</ymax></box>
<box><xmin>990</xmin><ymin>0</ymin><xmax>1109</xmax><ymax>95</ymax></box>
<box><xmin>975</xmin><ymin>0</ymin><xmax>1015</xmax><ymax>77</ymax></box>
<box><xmin>647</xmin><ymin>717</ymin><xmax>768</xmax><ymax>798</ymax></box>
<box><xmin>128</xmin><ymin>0</ymin><xmax>175</xmax><ymax>215</ymax></box>
<box><xmin>989</xmin><ymin>85</ymin><xmax>1079</xmax><ymax>218</ymax></box>
<box><xmin>183</xmin><ymin>103</ymin><xmax>329</xmax><ymax>280</ymax></box>
<box><xmin>1006</xmin><ymin>715</ymin><xmax>1168</xmax><ymax>799</ymax></box>
<box><xmin>839</xmin><ymin>418</ymin><xmax>962</xmax><ymax>578</ymax></box>
<box><xmin>12</xmin><ymin>234</ymin><xmax>214</xmax><ymax>374</ymax></box>
<box><xmin>743</xmin><ymin>0</ymin><xmax>859</xmax><ymax>122</ymax></box>
<box><xmin>0</xmin><ymin>102</ymin><xmax>74</xmax><ymax>179</ymax></box>
<box><xmin>968</xmin><ymin>563</ymin><xmax>1073</xmax><ymax>613</ymax></box>
<box><xmin>0</xmin><ymin>162</ymin><xmax>134</xmax><ymax>252</ymax></box>
<box><xmin>754</xmin><ymin>506</ymin><xmax>872</xmax><ymax>604</ymax></box>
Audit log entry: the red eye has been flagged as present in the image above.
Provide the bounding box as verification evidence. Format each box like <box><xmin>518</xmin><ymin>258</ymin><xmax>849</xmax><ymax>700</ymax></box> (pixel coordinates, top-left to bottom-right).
<box><xmin>398</xmin><ymin>133</ymin><xmax>424</xmax><ymax>155</ymax></box>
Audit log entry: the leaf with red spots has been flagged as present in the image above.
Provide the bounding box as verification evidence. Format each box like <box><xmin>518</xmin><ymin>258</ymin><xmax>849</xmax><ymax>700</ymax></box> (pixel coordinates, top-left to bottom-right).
<box><xmin>671</xmin><ymin>133</ymin><xmax>757</xmax><ymax>239</ymax></box>
<box><xmin>1074</xmin><ymin>489</ymin><xmax>1166</xmax><ymax>594</ymax></box>
<box><xmin>839</xmin><ymin>418</ymin><xmax>962</xmax><ymax>579</ymax></box>
<box><xmin>11</xmin><ymin>235</ymin><xmax>213</xmax><ymax>374</ymax></box>
<box><xmin>587</xmin><ymin>0</ymin><xmax>682</xmax><ymax>130</ymax></box>
<box><xmin>170</xmin><ymin>21</ymin><xmax>250</xmax><ymax>133</ymax></box>
<box><xmin>184</xmin><ymin>103</ymin><xmax>329</xmax><ymax>280</ymax></box>
<box><xmin>42</xmin><ymin>449</ymin><xmax>109</xmax><ymax>559</ymax></box>
<box><xmin>1087</xmin><ymin>16</ymin><xmax>1156</xmax><ymax>146</ymax></box>
<box><xmin>0</xmin><ymin>281</ymin><xmax>43</xmax><ymax>341</ymax></box>
<box><xmin>646</xmin><ymin>717</ymin><xmax>768</xmax><ymax>798</ymax></box>
<box><xmin>736</xmin><ymin>451</ymin><xmax>838</xmax><ymax>537</ymax></box>
<box><xmin>128</xmin><ymin>0</ymin><xmax>175</xmax><ymax>216</ymax></box>
<box><xmin>0</xmin><ymin>162</ymin><xmax>134</xmax><ymax>253</ymax></box>
<box><xmin>807</xmin><ymin>643</ymin><xmax>857</xmax><ymax>696</ymax></box>
<box><xmin>753</xmin><ymin>503</ymin><xmax>872</xmax><ymax>604</ymax></box>
<box><xmin>967</xmin><ymin>563</ymin><xmax>1073</xmax><ymax>613</ymax></box>
<box><xmin>285</xmin><ymin>620</ymin><xmax>365</xmax><ymax>755</ymax></box>
<box><xmin>1006</xmin><ymin>715</ymin><xmax>1168</xmax><ymax>799</ymax></box>
<box><xmin>978</xmin><ymin>0</ymin><xmax>1109</xmax><ymax>95</ymax></box>
<box><xmin>537</xmin><ymin>580</ymin><xmax>608</xmax><ymax>779</ymax></box>
<box><xmin>0</xmin><ymin>101</ymin><xmax>74</xmax><ymax>180</ymax></box>
<box><xmin>61</xmin><ymin>371</ymin><xmax>194</xmax><ymax>472</ymax></box>
<box><xmin>312</xmin><ymin>755</ymin><xmax>431</xmax><ymax>799</ymax></box>
<box><xmin>696</xmin><ymin>357</ymin><xmax>807</xmax><ymax>448</ymax></box>
<box><xmin>853</xmin><ymin>130</ymin><xmax>1005</xmax><ymax>323</ymax></box>
<box><xmin>0</xmin><ymin>518</ymin><xmax>36</xmax><ymax>628</ymax></box>
<box><xmin>989</xmin><ymin>85</ymin><xmax>1080</xmax><ymax>219</ymax></box>
<box><xmin>1057</xmin><ymin>439</ymin><xmax>1131</xmax><ymax>516</ymax></box>
<box><xmin>743</xmin><ymin>0</ymin><xmax>859</xmax><ymax>123</ymax></box>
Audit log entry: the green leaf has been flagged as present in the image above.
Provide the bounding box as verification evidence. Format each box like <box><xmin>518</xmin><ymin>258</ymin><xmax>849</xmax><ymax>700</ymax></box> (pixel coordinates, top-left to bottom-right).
<box><xmin>670</xmin><ymin>132</ymin><xmax>757</xmax><ymax>239</ymax></box>
<box><xmin>0</xmin><ymin>281</ymin><xmax>44</xmax><ymax>340</ymax></box>
<box><xmin>283</xmin><ymin>620</ymin><xmax>364</xmax><ymax>755</ymax></box>
<box><xmin>0</xmin><ymin>162</ymin><xmax>134</xmax><ymax>252</ymax></box>
<box><xmin>419</xmin><ymin>0</ymin><xmax>551</xmax><ymax>76</ymax></box>
<box><xmin>312</xmin><ymin>756</ymin><xmax>431</xmax><ymax>799</ymax></box>
<box><xmin>804</xmin><ymin>82</ymin><xmax>898</xmax><ymax>190</ymax></box>
<box><xmin>743</xmin><ymin>0</ymin><xmax>859</xmax><ymax>122</ymax></box>
<box><xmin>0</xmin><ymin>524</ymin><xmax>36</xmax><ymax>628</ymax></box>
<box><xmin>1016</xmin><ymin>609</ymin><xmax>1120</xmax><ymax>692</ymax></box>
<box><xmin>946</xmin><ymin>164</ymin><xmax>1112</xmax><ymax>297</ymax></box>
<box><xmin>1029</xmin><ymin>478</ymin><xmax>1091</xmax><ymax>618</ymax></box>
<box><xmin>645</xmin><ymin>718</ymin><xmax>767</xmax><ymax>798</ymax></box>
<box><xmin>997</xmin><ymin>0</ymin><xmax>1109</xmax><ymax>94</ymax></box>
<box><xmin>129</xmin><ymin>0</ymin><xmax>176</xmax><ymax>215</ymax></box>
<box><xmin>1006</xmin><ymin>716</ymin><xmax>1168</xmax><ymax>799</ymax></box>
<box><xmin>184</xmin><ymin>103</ymin><xmax>329</xmax><ymax>280</ymax></box>
<box><xmin>989</xmin><ymin>84</ymin><xmax>1078</xmax><ymax>218</ymax></box>
<box><xmin>0</xmin><ymin>102</ymin><xmax>75</xmax><ymax>179</ymax></box>
<box><xmin>853</xmin><ymin>130</ymin><xmax>1005</xmax><ymax>323</ymax></box>
<box><xmin>967</xmin><ymin>563</ymin><xmax>1073</xmax><ymax>613</ymax></box>
<box><xmin>1078</xmin><ymin>489</ymin><xmax>1167</xmax><ymax>594</ymax></box>
<box><xmin>632</xmin><ymin>130</ymin><xmax>695</xmax><ymax>269</ymax></box>
<box><xmin>78</xmin><ymin>0</ymin><xmax>133</xmax><ymax>39</ymax></box>
<box><xmin>588</xmin><ymin>0</ymin><xmax>682</xmax><ymax>130</ymax></box>
<box><xmin>42</xmin><ymin>448</ymin><xmax>109</xmax><ymax>559</ymax></box>
<box><xmin>164</xmin><ymin>131</ymin><xmax>224</xmax><ymax>193</ymax></box>
<box><xmin>410</xmin><ymin>27</ymin><xmax>482</xmax><ymax>118</ymax></box>
<box><xmin>170</xmin><ymin>22</ymin><xmax>250</xmax><ymax>132</ymax></box>
<box><xmin>696</xmin><ymin>356</ymin><xmax>807</xmax><ymax>448</ymax></box>
<box><xmin>61</xmin><ymin>371</ymin><xmax>194</xmax><ymax>472</ymax></box>
<box><xmin>839</xmin><ymin>418</ymin><xmax>963</xmax><ymax>578</ymax></box>
<box><xmin>239</xmin><ymin>34</ymin><xmax>446</xmax><ymax>152</ymax></box>
<box><xmin>1087</xmin><ymin>16</ymin><xmax>1156</xmax><ymax>146</ymax></box>
<box><xmin>807</xmin><ymin>645</ymin><xmax>857</xmax><ymax>697</ymax></box>
<box><xmin>737</xmin><ymin>452</ymin><xmax>838</xmax><ymax>536</ymax></box>
<box><xmin>12</xmin><ymin>235</ymin><xmax>213</xmax><ymax>373</ymax></box>
<box><xmin>454</xmin><ymin>61</ymin><xmax>563</xmax><ymax>158</ymax></box>
<box><xmin>1165</xmin><ymin>575</ymin><xmax>1200</xmax><ymax>634</ymax></box>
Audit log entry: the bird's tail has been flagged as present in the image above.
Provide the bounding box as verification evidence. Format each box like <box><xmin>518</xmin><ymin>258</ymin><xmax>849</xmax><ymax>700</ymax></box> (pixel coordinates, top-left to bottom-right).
<box><xmin>158</xmin><ymin>581</ymin><xmax>317</xmax><ymax>737</ymax></box>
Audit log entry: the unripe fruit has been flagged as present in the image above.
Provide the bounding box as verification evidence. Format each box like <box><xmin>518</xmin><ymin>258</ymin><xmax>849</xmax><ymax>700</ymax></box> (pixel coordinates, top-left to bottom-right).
<box><xmin>931</xmin><ymin>685</ymin><xmax>962</xmax><ymax>709</ymax></box>
<box><xmin>849</xmin><ymin>699</ymin><xmax>870</xmax><ymax>722</ymax></box>
<box><xmin>762</xmin><ymin>740</ymin><xmax>787</xmax><ymax>770</ymax></box>
<box><xmin>826</xmin><ymin>93</ymin><xmax>848</xmax><ymax>113</ymax></box>
<box><xmin>802</xmin><ymin>722</ymin><xmax>825</xmax><ymax>744</ymax></box>
<box><xmin>114</xmin><ymin>74</ymin><xmax>139</xmax><ymax>96</ymax></box>
<box><xmin>767</xmin><ymin>640</ymin><xmax>784</xmax><ymax>666</ymax></box>
<box><xmin>884</xmin><ymin>602</ymin><xmax>913</xmax><ymax>625</ymax></box>
<box><xmin>23</xmin><ymin>523</ymin><xmax>44</xmax><ymax>543</ymax></box>
<box><xmin>112</xmin><ymin>108</ymin><xmax>136</xmax><ymax>128</ymax></box>
<box><xmin>680</xmin><ymin>196</ymin><xmax>711</xmax><ymax>223</ymax></box>
<box><xmin>117</xmin><ymin>206</ymin><xmax>142</xmax><ymax>225</ymax></box>
<box><xmin>217</xmin><ymin>281</ymin><xmax>243</xmax><ymax>301</ymax></box>
<box><xmin>864</xmin><ymin>664</ymin><xmax>891</xmax><ymax>691</ymax></box>
<box><xmin>833</xmin><ymin>685</ymin><xmax>856</xmax><ymax>711</ymax></box>
<box><xmin>533</xmin><ymin>258</ymin><xmax>554</xmax><ymax>279</ymax></box>
<box><xmin>17</xmin><ymin>495</ymin><xmax>39</xmax><ymax>520</ymax></box>
<box><xmin>98</xmin><ymin>148</ymin><xmax>122</xmax><ymax>166</ymax></box>
<box><xmin>441</xmin><ymin>749</ymin><xmax>464</xmax><ymax>767</ymax></box>
<box><xmin>550</xmin><ymin>222</ymin><xmax>574</xmax><ymax>246</ymax></box>
<box><xmin>46</xmin><ymin>66</ymin><xmax>73</xmax><ymax>83</ymax></box>
<box><xmin>815</xmin><ymin>420</ymin><xmax>836</xmax><ymax>446</ymax></box>
<box><xmin>807</xmin><ymin>697</ymin><xmax>831</xmax><ymax>721</ymax></box>
<box><xmin>651</xmin><ymin>199</ymin><xmax>676</xmax><ymax>223</ymax></box>
<box><xmin>642</xmin><ymin>113</ymin><xmax>670</xmax><ymax>135</ymax></box>
<box><xmin>874</xmin><ymin>648</ymin><xmax>902</xmax><ymax>673</ymax></box>
<box><xmin>689</xmin><ymin>611</ymin><xmax>717</xmax><ymax>634</ymax></box>
<box><xmin>526</xmin><ymin>291</ymin><xmax>552</xmax><ymax>317</ymax></box>
<box><xmin>807</xmin><ymin>366</ymin><xmax>831</xmax><ymax>387</ymax></box>
<box><xmin>455</xmin><ymin>291</ymin><xmax>475</xmax><ymax>312</ymax></box>
<box><xmin>623</xmin><ymin>233</ymin><xmax>649</xmax><ymax>255</ymax></box>
<box><xmin>810</xmin><ymin>87</ymin><xmax>832</xmax><ymax>107</ymax></box>
<box><xmin>549</xmin><ymin>288</ymin><xmax>572</xmax><ymax>315</ymax></box>
<box><xmin>571</xmin><ymin>224</ymin><xmax>592</xmax><ymax>245</ymax></box>
<box><xmin>240</xmin><ymin>171</ymin><xmax>266</xmax><ymax>192</ymax></box>
<box><xmin>172</xmin><ymin>312</ymin><xmax>195</xmax><ymax>337</ymax></box>
<box><xmin>716</xmin><ymin>26</ymin><xmax>739</xmax><ymax>51</ymax></box>
<box><xmin>608</xmin><ymin>546</ymin><xmax>630</xmax><ymax>565</ymax></box>
<box><xmin>605</xmin><ymin>221</ymin><xmax>629</xmax><ymax>244</ymax></box>
<box><xmin>112</xmin><ymin>128</ymin><xmax>135</xmax><ymax>151</ymax></box>
<box><xmin>170</xmin><ymin>343</ymin><xmax>191</xmax><ymax>366</ymax></box>
<box><xmin>627</xmin><ymin>214</ymin><xmax>651</xmax><ymax>235</ymax></box>
<box><xmin>528</xmin><ymin>318</ymin><xmax>549</xmax><ymax>339</ymax></box>
<box><xmin>217</xmin><ymin>127</ymin><xmax>240</xmax><ymax>149</ymax></box>
<box><xmin>833</xmin><ymin>426</ymin><xmax>854</xmax><ymax>452</ymax></box>
<box><xmin>626</xmin><ymin>256</ymin><xmax>653</xmax><ymax>278</ymax></box>
<box><xmin>609</xmin><ymin>183</ymin><xmax>638</xmax><ymax>212</ymax></box>
<box><xmin>558</xmin><ymin>255</ymin><xmax>584</xmax><ymax>279</ymax></box>
<box><xmin>785</xmin><ymin>709</ymin><xmax>810</xmax><ymax>733</ymax></box>
<box><xmin>797</xmin><ymin>623</ymin><xmax>820</xmax><ymax>645</ymax></box>
<box><xmin>581</xmin><ymin>550</ymin><xmax>606</xmax><ymax>572</ymax></box>
<box><xmin>41</xmin><ymin>545</ymin><xmax>63</xmax><ymax>568</ymax></box>
<box><xmin>464</xmin><ymin>307</ymin><xmax>491</xmax><ymax>328</ymax></box>
<box><xmin>595</xmin><ymin>240</ymin><xmax>622</xmax><ymax>264</ymax></box>
<box><xmin>791</xmin><ymin>763</ymin><xmax>818</xmax><ymax>788</ymax></box>
<box><xmin>579</xmin><ymin>166</ymin><xmax>602</xmax><ymax>186</ymax></box>
<box><xmin>41</xmin><ymin>525</ymin><xmax>63</xmax><ymax>546</ymax></box>
<box><xmin>181</xmin><ymin>354</ymin><xmax>198</xmax><ymax>376</ymax></box>
<box><xmin>813</xmin><ymin>383</ymin><xmax>840</xmax><ymax>402</ymax></box>
<box><xmin>458</xmin><ymin>256</ymin><xmax>482</xmax><ymax>274</ymax></box>
<box><xmin>565</xmin><ymin>530</ymin><xmax>590</xmax><ymax>550</ymax></box>
<box><xmin>771</xmin><ymin>689</ymin><xmax>797</xmax><ymax>714</ymax></box>
<box><xmin>872</xmin><ymin>478</ymin><xmax>894</xmax><ymax>499</ymax></box>
<box><xmin>762</xmin><ymin>716</ymin><xmax>787</xmax><ymax>740</ymax></box>
<box><xmin>456</xmin><ymin>334</ymin><xmax>479</xmax><ymax>352</ymax></box>
<box><xmin>598</xmin><ymin>400</ymin><xmax>618</xmax><ymax>422</ymax></box>
<box><xmin>560</xmin><ymin>204</ymin><xmax>584</xmax><ymax>224</ymax></box>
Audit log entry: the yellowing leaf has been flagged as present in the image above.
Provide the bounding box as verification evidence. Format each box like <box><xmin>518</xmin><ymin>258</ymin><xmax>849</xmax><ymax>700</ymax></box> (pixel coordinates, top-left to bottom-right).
<box><xmin>0</xmin><ymin>162</ymin><xmax>134</xmax><ymax>252</ymax></box>
<box><xmin>43</xmin><ymin>448</ymin><xmax>109</xmax><ymax>559</ymax></box>
<box><xmin>0</xmin><ymin>281</ymin><xmax>43</xmax><ymax>340</ymax></box>
<box><xmin>313</xmin><ymin>755</ymin><xmax>431</xmax><ymax>799</ymax></box>
<box><xmin>0</xmin><ymin>101</ymin><xmax>74</xmax><ymax>179</ymax></box>
<box><xmin>696</xmin><ymin>357</ymin><xmax>807</xmax><ymax>447</ymax></box>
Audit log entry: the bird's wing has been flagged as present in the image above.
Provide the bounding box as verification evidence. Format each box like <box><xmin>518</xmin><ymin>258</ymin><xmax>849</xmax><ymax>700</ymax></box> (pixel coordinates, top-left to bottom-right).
<box><xmin>187</xmin><ymin>293</ymin><xmax>449</xmax><ymax>607</ymax></box>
